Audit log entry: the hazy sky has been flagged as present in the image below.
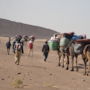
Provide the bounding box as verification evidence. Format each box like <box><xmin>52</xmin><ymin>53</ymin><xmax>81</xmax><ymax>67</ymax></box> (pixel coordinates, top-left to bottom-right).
<box><xmin>0</xmin><ymin>0</ymin><xmax>90</xmax><ymax>37</ymax></box>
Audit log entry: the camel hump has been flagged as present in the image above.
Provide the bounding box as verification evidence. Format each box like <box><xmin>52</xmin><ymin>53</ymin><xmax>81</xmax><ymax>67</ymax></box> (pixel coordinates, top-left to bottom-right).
<box><xmin>83</xmin><ymin>44</ymin><xmax>90</xmax><ymax>55</ymax></box>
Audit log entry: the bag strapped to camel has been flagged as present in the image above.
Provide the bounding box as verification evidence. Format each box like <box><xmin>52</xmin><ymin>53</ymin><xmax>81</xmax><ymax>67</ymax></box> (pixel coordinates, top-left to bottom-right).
<box><xmin>64</xmin><ymin>39</ymin><xmax>74</xmax><ymax>51</ymax></box>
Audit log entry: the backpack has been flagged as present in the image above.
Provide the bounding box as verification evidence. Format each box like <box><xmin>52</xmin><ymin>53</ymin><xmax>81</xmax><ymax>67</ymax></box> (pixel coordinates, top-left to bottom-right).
<box><xmin>60</xmin><ymin>37</ymin><xmax>70</xmax><ymax>47</ymax></box>
<box><xmin>15</xmin><ymin>42</ymin><xmax>22</xmax><ymax>51</ymax></box>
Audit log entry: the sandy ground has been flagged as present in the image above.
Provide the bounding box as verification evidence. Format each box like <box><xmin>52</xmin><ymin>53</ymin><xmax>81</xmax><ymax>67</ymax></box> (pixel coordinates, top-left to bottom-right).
<box><xmin>0</xmin><ymin>37</ymin><xmax>90</xmax><ymax>90</ymax></box>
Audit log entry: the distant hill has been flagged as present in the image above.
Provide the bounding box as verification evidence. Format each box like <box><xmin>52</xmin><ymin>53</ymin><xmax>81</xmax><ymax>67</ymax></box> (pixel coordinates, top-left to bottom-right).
<box><xmin>0</xmin><ymin>18</ymin><xmax>57</xmax><ymax>39</ymax></box>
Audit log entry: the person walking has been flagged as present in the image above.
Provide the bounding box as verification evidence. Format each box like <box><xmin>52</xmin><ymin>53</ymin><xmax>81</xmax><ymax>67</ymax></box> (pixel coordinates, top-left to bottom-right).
<box><xmin>28</xmin><ymin>39</ymin><xmax>34</xmax><ymax>56</ymax></box>
<box><xmin>20</xmin><ymin>39</ymin><xmax>24</xmax><ymax>54</ymax></box>
<box><xmin>6</xmin><ymin>37</ymin><xmax>11</xmax><ymax>55</ymax></box>
<box><xmin>42</xmin><ymin>41</ymin><xmax>49</xmax><ymax>62</ymax></box>
<box><xmin>12</xmin><ymin>40</ymin><xmax>16</xmax><ymax>53</ymax></box>
<box><xmin>14</xmin><ymin>41</ymin><xmax>22</xmax><ymax>65</ymax></box>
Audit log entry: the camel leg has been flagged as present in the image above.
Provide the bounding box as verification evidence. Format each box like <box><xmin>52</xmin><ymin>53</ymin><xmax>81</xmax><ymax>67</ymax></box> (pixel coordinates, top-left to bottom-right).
<box><xmin>75</xmin><ymin>55</ymin><xmax>78</xmax><ymax>72</ymax></box>
<box><xmin>58</xmin><ymin>51</ymin><xmax>61</xmax><ymax>66</ymax></box>
<box><xmin>58</xmin><ymin>55</ymin><xmax>61</xmax><ymax>66</ymax></box>
<box><xmin>83</xmin><ymin>58</ymin><xmax>87</xmax><ymax>75</ymax></box>
<box><xmin>62</xmin><ymin>54</ymin><xmax>65</xmax><ymax>68</ymax></box>
<box><xmin>87</xmin><ymin>51</ymin><xmax>90</xmax><ymax>76</ymax></box>
<box><xmin>71</xmin><ymin>56</ymin><xmax>74</xmax><ymax>71</ymax></box>
<box><xmin>87</xmin><ymin>61</ymin><xmax>90</xmax><ymax>76</ymax></box>
<box><xmin>66</xmin><ymin>55</ymin><xmax>69</xmax><ymax>70</ymax></box>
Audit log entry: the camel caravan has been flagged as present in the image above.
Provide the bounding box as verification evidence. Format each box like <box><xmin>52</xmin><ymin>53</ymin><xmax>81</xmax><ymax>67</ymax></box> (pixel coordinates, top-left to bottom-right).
<box><xmin>48</xmin><ymin>32</ymin><xmax>90</xmax><ymax>75</ymax></box>
<box><xmin>5</xmin><ymin>32</ymin><xmax>90</xmax><ymax>76</ymax></box>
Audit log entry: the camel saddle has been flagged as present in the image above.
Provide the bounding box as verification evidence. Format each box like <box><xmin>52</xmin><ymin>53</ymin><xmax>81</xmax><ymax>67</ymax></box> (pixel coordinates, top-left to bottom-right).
<box><xmin>64</xmin><ymin>32</ymin><xmax>74</xmax><ymax>39</ymax></box>
<box><xmin>64</xmin><ymin>32</ymin><xmax>74</xmax><ymax>36</ymax></box>
<box><xmin>75</xmin><ymin>39</ymin><xmax>90</xmax><ymax>44</ymax></box>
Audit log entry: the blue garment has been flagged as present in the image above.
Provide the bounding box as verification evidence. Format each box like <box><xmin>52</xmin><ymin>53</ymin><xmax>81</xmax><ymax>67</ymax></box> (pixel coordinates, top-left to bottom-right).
<box><xmin>71</xmin><ymin>35</ymin><xmax>81</xmax><ymax>40</ymax></box>
<box><xmin>6</xmin><ymin>41</ymin><xmax>11</xmax><ymax>49</ymax></box>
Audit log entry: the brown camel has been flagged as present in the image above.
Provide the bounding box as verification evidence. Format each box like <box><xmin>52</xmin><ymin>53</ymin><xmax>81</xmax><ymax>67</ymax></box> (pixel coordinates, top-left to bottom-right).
<box><xmin>82</xmin><ymin>44</ymin><xmax>90</xmax><ymax>75</ymax></box>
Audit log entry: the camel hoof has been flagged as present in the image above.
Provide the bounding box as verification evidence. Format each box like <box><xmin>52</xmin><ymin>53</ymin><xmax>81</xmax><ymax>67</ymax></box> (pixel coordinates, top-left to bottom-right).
<box><xmin>71</xmin><ymin>69</ymin><xmax>74</xmax><ymax>71</ymax></box>
<box><xmin>66</xmin><ymin>67</ymin><xmax>69</xmax><ymax>70</ymax></box>
<box><xmin>83</xmin><ymin>73</ymin><xmax>86</xmax><ymax>76</ymax></box>
<box><xmin>87</xmin><ymin>73</ymin><xmax>89</xmax><ymax>76</ymax></box>
<box><xmin>62</xmin><ymin>65</ymin><xmax>64</xmax><ymax>68</ymax></box>
<box><xmin>58</xmin><ymin>63</ymin><xmax>61</xmax><ymax>66</ymax></box>
<box><xmin>76</xmin><ymin>68</ymin><xmax>79</xmax><ymax>72</ymax></box>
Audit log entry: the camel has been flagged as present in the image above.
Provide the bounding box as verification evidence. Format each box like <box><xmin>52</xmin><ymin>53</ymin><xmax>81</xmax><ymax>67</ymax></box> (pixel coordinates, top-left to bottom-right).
<box><xmin>58</xmin><ymin>35</ymin><xmax>86</xmax><ymax>71</ymax></box>
<box><xmin>58</xmin><ymin>34</ymin><xmax>72</xmax><ymax>70</ymax></box>
<box><xmin>69</xmin><ymin>42</ymin><xmax>84</xmax><ymax>71</ymax></box>
<box><xmin>68</xmin><ymin>39</ymin><xmax>90</xmax><ymax>76</ymax></box>
<box><xmin>82</xmin><ymin>44</ymin><xmax>90</xmax><ymax>75</ymax></box>
<box><xmin>58</xmin><ymin>46</ymin><xmax>69</xmax><ymax>70</ymax></box>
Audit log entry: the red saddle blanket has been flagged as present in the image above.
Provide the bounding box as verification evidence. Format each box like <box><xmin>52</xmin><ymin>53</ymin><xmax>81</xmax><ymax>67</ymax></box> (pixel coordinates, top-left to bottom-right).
<box><xmin>64</xmin><ymin>32</ymin><xmax>74</xmax><ymax>36</ymax></box>
<box><xmin>75</xmin><ymin>39</ymin><xmax>90</xmax><ymax>44</ymax></box>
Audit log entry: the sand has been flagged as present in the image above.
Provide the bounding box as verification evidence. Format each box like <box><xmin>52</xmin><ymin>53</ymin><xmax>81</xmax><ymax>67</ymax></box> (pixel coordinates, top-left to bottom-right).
<box><xmin>0</xmin><ymin>37</ymin><xmax>90</xmax><ymax>90</ymax></box>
